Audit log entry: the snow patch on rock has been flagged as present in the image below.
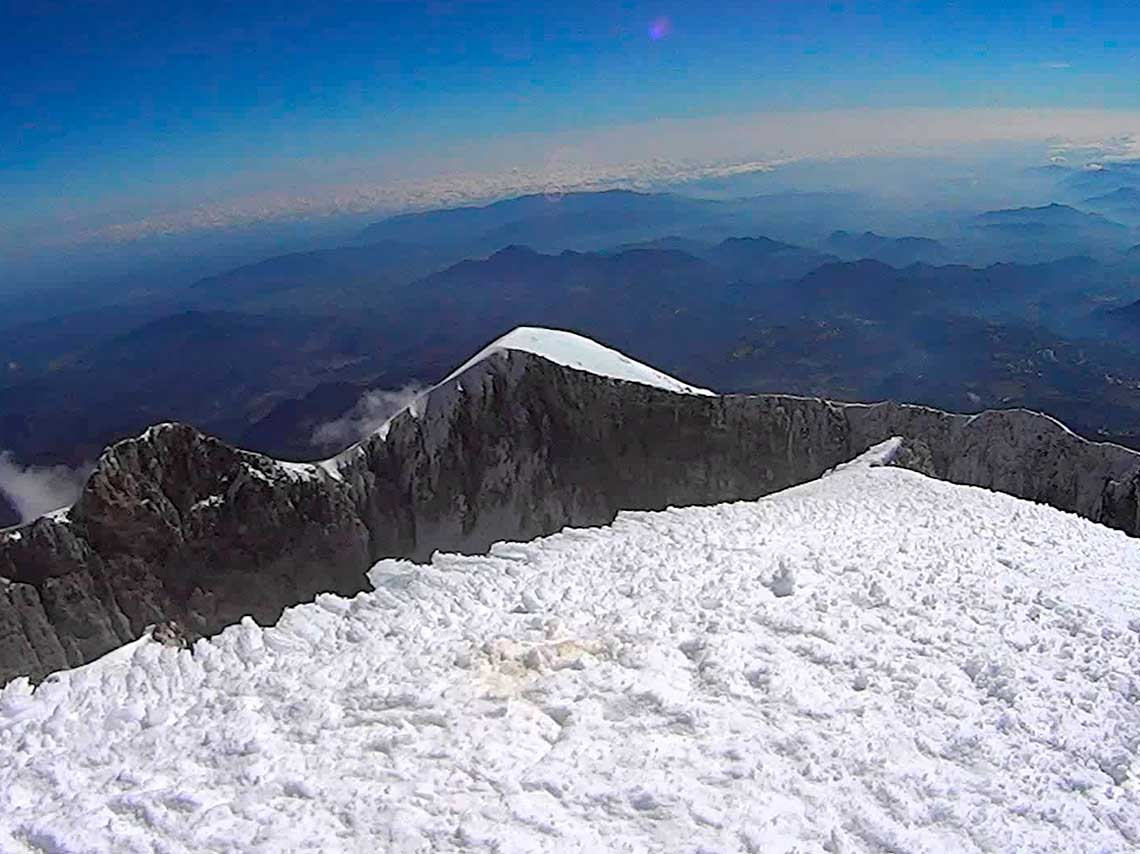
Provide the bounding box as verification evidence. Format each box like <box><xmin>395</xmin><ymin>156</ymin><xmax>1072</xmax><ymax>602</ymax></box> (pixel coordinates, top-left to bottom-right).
<box><xmin>321</xmin><ymin>325</ymin><xmax>713</xmax><ymax>467</ymax></box>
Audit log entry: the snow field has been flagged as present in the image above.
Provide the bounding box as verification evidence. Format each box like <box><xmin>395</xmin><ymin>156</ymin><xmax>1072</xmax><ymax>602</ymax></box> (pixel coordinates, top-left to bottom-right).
<box><xmin>2</xmin><ymin>451</ymin><xmax>1140</xmax><ymax>852</ymax></box>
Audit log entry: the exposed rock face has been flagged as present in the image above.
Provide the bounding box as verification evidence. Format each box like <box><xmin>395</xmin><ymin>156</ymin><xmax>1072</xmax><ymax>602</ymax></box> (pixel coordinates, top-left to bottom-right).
<box><xmin>3</xmin><ymin>345</ymin><xmax>1140</xmax><ymax>685</ymax></box>
<box><xmin>0</xmin><ymin>425</ymin><xmax>369</xmax><ymax>684</ymax></box>
<box><xmin>342</xmin><ymin>356</ymin><xmax>851</xmax><ymax>562</ymax></box>
<box><xmin>846</xmin><ymin>403</ymin><xmax>1140</xmax><ymax>534</ymax></box>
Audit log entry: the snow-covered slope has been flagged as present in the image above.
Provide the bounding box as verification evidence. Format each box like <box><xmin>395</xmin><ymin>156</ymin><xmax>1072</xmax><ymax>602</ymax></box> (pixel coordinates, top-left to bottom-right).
<box><xmin>3</xmin><ymin>442</ymin><xmax>1138</xmax><ymax>852</ymax></box>
<box><xmin>441</xmin><ymin>326</ymin><xmax>715</xmax><ymax>396</ymax></box>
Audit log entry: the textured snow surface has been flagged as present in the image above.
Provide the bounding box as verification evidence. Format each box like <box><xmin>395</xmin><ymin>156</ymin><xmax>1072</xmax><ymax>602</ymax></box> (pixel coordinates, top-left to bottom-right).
<box><xmin>442</xmin><ymin>326</ymin><xmax>715</xmax><ymax>396</ymax></box>
<box><xmin>3</xmin><ymin>450</ymin><xmax>1140</xmax><ymax>853</ymax></box>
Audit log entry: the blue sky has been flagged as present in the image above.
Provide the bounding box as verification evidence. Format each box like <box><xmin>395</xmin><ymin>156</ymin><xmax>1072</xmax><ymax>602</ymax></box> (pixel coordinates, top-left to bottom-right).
<box><xmin>4</xmin><ymin>0</ymin><xmax>1140</xmax><ymax>245</ymax></box>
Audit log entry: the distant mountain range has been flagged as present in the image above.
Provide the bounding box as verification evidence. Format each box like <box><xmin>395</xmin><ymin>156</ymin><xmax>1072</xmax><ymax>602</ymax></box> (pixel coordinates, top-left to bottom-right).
<box><xmin>605</xmin><ymin>234</ymin><xmax>839</xmax><ymax>281</ymax></box>
<box><xmin>1082</xmin><ymin>187</ymin><xmax>1140</xmax><ymax>223</ymax></box>
<box><xmin>703</xmin><ymin>236</ymin><xmax>840</xmax><ymax>281</ymax></box>
<box><xmin>975</xmin><ymin>202</ymin><xmax>1127</xmax><ymax>231</ymax></box>
<box><xmin>228</xmin><ymin>248</ymin><xmax>1140</xmax><ymax>456</ymax></box>
<box><xmin>188</xmin><ymin>240</ymin><xmax>451</xmax><ymax>303</ymax></box>
<box><xmin>355</xmin><ymin>190</ymin><xmax>1138</xmax><ymax>267</ymax></box>
<box><xmin>5</xmin><ymin>234</ymin><xmax>1140</xmax><ymax>468</ymax></box>
<box><xmin>356</xmin><ymin>189</ymin><xmax>730</xmax><ymax>253</ymax></box>
<box><xmin>4</xmin><ymin>189</ymin><xmax>1140</xmax><ymax>477</ymax></box>
<box><xmin>355</xmin><ymin>188</ymin><xmax>911</xmax><ymax>256</ymax></box>
<box><xmin>822</xmin><ymin>230</ymin><xmax>949</xmax><ymax>266</ymax></box>
<box><xmin>966</xmin><ymin>202</ymin><xmax>1135</xmax><ymax>262</ymax></box>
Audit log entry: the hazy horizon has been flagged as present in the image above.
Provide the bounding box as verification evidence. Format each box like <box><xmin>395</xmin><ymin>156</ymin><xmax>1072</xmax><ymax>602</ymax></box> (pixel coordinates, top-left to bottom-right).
<box><xmin>6</xmin><ymin>1</ymin><xmax>1140</xmax><ymax>288</ymax></box>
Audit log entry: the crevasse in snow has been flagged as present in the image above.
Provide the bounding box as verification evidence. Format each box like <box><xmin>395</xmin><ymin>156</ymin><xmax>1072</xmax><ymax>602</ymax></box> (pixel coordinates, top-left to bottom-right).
<box><xmin>1</xmin><ymin>444</ymin><xmax>1139</xmax><ymax>852</ymax></box>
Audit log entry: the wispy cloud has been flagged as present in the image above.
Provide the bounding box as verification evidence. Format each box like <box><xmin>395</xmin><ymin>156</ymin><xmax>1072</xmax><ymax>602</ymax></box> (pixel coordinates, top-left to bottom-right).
<box><xmin>0</xmin><ymin>451</ymin><xmax>93</xmax><ymax>524</ymax></box>
<box><xmin>1042</xmin><ymin>61</ymin><xmax>1072</xmax><ymax>69</ymax></box>
<box><xmin>1047</xmin><ymin>133</ymin><xmax>1140</xmax><ymax>163</ymax></box>
<box><xmin>310</xmin><ymin>384</ymin><xmax>427</xmax><ymax>451</ymax></box>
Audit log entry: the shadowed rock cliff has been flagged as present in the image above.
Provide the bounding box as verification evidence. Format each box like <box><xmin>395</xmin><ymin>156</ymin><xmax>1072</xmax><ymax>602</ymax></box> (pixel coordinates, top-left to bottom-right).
<box><xmin>3</xmin><ymin>333</ymin><xmax>1140</xmax><ymax>685</ymax></box>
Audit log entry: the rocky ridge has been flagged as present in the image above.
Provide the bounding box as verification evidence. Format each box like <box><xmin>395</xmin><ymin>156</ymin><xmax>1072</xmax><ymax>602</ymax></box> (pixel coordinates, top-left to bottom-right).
<box><xmin>2</xmin><ymin>329</ymin><xmax>1139</xmax><ymax>684</ymax></box>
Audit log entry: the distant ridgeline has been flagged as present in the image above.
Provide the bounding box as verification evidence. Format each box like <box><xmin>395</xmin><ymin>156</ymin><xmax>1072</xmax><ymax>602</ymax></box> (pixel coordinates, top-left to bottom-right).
<box><xmin>2</xmin><ymin>328</ymin><xmax>1139</xmax><ymax>685</ymax></box>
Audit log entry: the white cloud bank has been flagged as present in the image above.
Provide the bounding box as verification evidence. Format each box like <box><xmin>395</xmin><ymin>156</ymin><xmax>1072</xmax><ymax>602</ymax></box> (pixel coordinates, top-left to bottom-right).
<box><xmin>64</xmin><ymin>108</ymin><xmax>1140</xmax><ymax>246</ymax></box>
<box><xmin>0</xmin><ymin>452</ymin><xmax>93</xmax><ymax>524</ymax></box>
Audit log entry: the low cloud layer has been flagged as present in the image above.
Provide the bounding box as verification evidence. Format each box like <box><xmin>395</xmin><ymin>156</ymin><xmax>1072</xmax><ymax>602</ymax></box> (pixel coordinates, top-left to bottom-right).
<box><xmin>311</xmin><ymin>385</ymin><xmax>427</xmax><ymax>451</ymax></box>
<box><xmin>75</xmin><ymin>157</ymin><xmax>782</xmax><ymax>246</ymax></box>
<box><xmin>60</xmin><ymin>107</ymin><xmax>1140</xmax><ymax>249</ymax></box>
<box><xmin>0</xmin><ymin>451</ymin><xmax>93</xmax><ymax>525</ymax></box>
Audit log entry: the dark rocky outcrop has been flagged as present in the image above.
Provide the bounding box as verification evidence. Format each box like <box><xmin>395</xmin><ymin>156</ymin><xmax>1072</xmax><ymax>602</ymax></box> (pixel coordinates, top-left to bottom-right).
<box><xmin>3</xmin><ymin>343</ymin><xmax>1140</xmax><ymax>685</ymax></box>
<box><xmin>0</xmin><ymin>425</ymin><xmax>370</xmax><ymax>684</ymax></box>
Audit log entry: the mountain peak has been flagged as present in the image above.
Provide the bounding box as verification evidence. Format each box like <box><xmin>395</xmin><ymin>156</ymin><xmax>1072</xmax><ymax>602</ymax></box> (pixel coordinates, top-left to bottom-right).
<box><xmin>443</xmin><ymin>327</ymin><xmax>715</xmax><ymax>397</ymax></box>
<box><xmin>319</xmin><ymin>327</ymin><xmax>715</xmax><ymax>460</ymax></box>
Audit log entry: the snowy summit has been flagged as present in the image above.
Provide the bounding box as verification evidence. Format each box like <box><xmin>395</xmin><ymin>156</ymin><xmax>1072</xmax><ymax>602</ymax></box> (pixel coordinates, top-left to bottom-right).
<box><xmin>323</xmin><ymin>325</ymin><xmax>713</xmax><ymax>461</ymax></box>
<box><xmin>2</xmin><ymin>440</ymin><xmax>1139</xmax><ymax>852</ymax></box>
<box><xmin>441</xmin><ymin>326</ymin><xmax>715</xmax><ymax>396</ymax></box>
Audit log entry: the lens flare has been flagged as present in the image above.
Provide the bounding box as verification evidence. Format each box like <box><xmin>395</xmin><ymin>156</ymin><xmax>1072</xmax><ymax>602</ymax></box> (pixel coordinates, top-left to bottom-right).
<box><xmin>648</xmin><ymin>17</ymin><xmax>671</xmax><ymax>41</ymax></box>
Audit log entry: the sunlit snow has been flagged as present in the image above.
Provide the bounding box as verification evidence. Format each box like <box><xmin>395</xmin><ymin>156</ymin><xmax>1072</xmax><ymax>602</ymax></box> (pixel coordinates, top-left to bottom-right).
<box><xmin>2</xmin><ymin>443</ymin><xmax>1139</xmax><ymax>852</ymax></box>
<box><xmin>440</xmin><ymin>326</ymin><xmax>715</xmax><ymax>397</ymax></box>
